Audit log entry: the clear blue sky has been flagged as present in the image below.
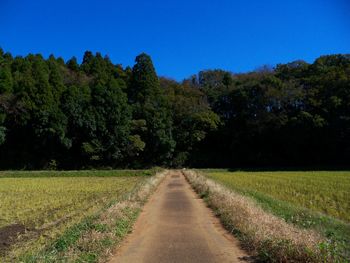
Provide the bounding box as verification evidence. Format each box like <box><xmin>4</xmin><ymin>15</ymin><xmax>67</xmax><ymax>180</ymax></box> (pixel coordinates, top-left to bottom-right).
<box><xmin>1</xmin><ymin>0</ymin><xmax>349</xmax><ymax>80</ymax></box>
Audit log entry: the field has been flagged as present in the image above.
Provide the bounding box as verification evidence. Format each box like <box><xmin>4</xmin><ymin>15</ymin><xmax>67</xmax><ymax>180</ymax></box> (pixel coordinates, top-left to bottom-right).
<box><xmin>0</xmin><ymin>170</ymin><xmax>151</xmax><ymax>261</ymax></box>
<box><xmin>203</xmin><ymin>170</ymin><xmax>350</xmax><ymax>221</ymax></box>
<box><xmin>202</xmin><ymin>170</ymin><xmax>350</xmax><ymax>260</ymax></box>
<box><xmin>2</xmin><ymin>169</ymin><xmax>349</xmax><ymax>262</ymax></box>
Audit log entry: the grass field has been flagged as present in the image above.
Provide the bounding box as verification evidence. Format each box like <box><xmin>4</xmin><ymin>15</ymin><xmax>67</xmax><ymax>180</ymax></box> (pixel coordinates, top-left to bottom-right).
<box><xmin>0</xmin><ymin>169</ymin><xmax>153</xmax><ymax>178</ymax></box>
<box><xmin>0</xmin><ymin>170</ymin><xmax>151</xmax><ymax>261</ymax></box>
<box><xmin>203</xmin><ymin>170</ymin><xmax>350</xmax><ymax>221</ymax></box>
<box><xmin>202</xmin><ymin>170</ymin><xmax>350</xmax><ymax>260</ymax></box>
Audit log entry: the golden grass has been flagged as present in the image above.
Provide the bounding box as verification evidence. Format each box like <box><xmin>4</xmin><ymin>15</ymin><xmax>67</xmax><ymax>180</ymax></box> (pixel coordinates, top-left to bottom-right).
<box><xmin>184</xmin><ymin>170</ymin><xmax>328</xmax><ymax>262</ymax></box>
<box><xmin>0</xmin><ymin>175</ymin><xmax>145</xmax><ymax>261</ymax></box>
<box><xmin>60</xmin><ymin>170</ymin><xmax>168</xmax><ymax>262</ymax></box>
<box><xmin>9</xmin><ymin>170</ymin><xmax>168</xmax><ymax>262</ymax></box>
<box><xmin>206</xmin><ymin>171</ymin><xmax>350</xmax><ymax>222</ymax></box>
<box><xmin>0</xmin><ymin>177</ymin><xmax>141</xmax><ymax>229</ymax></box>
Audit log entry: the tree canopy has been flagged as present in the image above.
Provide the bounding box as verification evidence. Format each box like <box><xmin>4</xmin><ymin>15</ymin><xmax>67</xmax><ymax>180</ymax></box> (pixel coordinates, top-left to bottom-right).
<box><xmin>0</xmin><ymin>48</ymin><xmax>349</xmax><ymax>169</ymax></box>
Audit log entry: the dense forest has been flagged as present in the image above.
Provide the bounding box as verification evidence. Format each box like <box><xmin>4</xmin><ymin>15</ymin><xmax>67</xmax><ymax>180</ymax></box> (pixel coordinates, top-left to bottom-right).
<box><xmin>0</xmin><ymin>48</ymin><xmax>349</xmax><ymax>169</ymax></box>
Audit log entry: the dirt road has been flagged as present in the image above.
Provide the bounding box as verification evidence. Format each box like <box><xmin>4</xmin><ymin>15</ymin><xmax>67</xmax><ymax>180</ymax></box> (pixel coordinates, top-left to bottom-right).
<box><xmin>109</xmin><ymin>170</ymin><xmax>249</xmax><ymax>263</ymax></box>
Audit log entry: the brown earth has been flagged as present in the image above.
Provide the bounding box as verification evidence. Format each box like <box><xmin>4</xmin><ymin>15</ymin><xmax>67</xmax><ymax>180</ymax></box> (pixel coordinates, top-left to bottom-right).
<box><xmin>0</xmin><ymin>224</ymin><xmax>26</xmax><ymax>254</ymax></box>
<box><xmin>109</xmin><ymin>170</ymin><xmax>251</xmax><ymax>263</ymax></box>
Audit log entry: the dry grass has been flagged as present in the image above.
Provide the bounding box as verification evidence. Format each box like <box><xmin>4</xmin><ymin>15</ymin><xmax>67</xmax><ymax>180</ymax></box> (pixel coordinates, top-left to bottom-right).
<box><xmin>8</xmin><ymin>170</ymin><xmax>168</xmax><ymax>262</ymax></box>
<box><xmin>205</xmin><ymin>170</ymin><xmax>350</xmax><ymax>222</ymax></box>
<box><xmin>63</xmin><ymin>170</ymin><xmax>168</xmax><ymax>262</ymax></box>
<box><xmin>1</xmin><ymin>176</ymin><xmax>143</xmax><ymax>262</ymax></box>
<box><xmin>184</xmin><ymin>170</ymin><xmax>330</xmax><ymax>262</ymax></box>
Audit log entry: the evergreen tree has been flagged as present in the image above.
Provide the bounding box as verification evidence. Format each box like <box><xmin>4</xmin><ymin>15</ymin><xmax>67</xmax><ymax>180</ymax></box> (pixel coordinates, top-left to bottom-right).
<box><xmin>129</xmin><ymin>53</ymin><xmax>175</xmax><ymax>165</ymax></box>
<box><xmin>66</xmin><ymin>57</ymin><xmax>79</xmax><ymax>71</ymax></box>
<box><xmin>0</xmin><ymin>48</ymin><xmax>349</xmax><ymax>169</ymax></box>
<box><xmin>0</xmin><ymin>65</ymin><xmax>13</xmax><ymax>93</ymax></box>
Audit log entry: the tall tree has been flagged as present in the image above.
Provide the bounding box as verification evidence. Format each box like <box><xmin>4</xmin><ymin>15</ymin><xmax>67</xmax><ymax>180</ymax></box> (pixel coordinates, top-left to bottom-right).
<box><xmin>129</xmin><ymin>53</ymin><xmax>175</xmax><ymax>165</ymax></box>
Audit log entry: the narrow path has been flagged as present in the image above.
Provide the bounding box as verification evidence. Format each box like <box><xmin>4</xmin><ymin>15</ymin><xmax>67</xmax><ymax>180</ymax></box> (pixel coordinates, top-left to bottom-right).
<box><xmin>109</xmin><ymin>170</ymin><xmax>249</xmax><ymax>263</ymax></box>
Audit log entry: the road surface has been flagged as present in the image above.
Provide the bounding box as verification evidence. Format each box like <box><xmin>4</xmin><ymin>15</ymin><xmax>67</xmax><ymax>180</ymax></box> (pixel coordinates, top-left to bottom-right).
<box><xmin>109</xmin><ymin>170</ymin><xmax>249</xmax><ymax>263</ymax></box>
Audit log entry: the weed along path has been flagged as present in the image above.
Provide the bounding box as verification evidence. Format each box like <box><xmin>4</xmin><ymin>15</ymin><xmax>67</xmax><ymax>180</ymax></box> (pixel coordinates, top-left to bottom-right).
<box><xmin>109</xmin><ymin>170</ymin><xmax>248</xmax><ymax>263</ymax></box>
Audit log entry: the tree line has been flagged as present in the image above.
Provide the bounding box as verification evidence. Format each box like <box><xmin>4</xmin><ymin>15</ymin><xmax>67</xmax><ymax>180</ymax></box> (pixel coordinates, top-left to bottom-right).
<box><xmin>0</xmin><ymin>48</ymin><xmax>349</xmax><ymax>169</ymax></box>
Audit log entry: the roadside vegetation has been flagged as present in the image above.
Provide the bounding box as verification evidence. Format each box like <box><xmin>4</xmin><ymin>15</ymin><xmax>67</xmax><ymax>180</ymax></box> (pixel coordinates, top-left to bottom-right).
<box><xmin>185</xmin><ymin>170</ymin><xmax>350</xmax><ymax>262</ymax></box>
<box><xmin>0</xmin><ymin>169</ymin><xmax>165</xmax><ymax>262</ymax></box>
<box><xmin>204</xmin><ymin>170</ymin><xmax>350</xmax><ymax>222</ymax></box>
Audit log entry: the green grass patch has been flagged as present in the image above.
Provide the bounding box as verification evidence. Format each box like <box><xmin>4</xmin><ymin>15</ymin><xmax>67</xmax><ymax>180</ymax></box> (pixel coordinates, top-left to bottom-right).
<box><xmin>22</xmin><ymin>207</ymin><xmax>140</xmax><ymax>263</ymax></box>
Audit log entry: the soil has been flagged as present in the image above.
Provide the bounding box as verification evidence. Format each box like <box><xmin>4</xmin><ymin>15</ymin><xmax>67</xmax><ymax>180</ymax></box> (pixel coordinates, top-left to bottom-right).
<box><xmin>109</xmin><ymin>170</ymin><xmax>251</xmax><ymax>263</ymax></box>
<box><xmin>0</xmin><ymin>224</ymin><xmax>26</xmax><ymax>254</ymax></box>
